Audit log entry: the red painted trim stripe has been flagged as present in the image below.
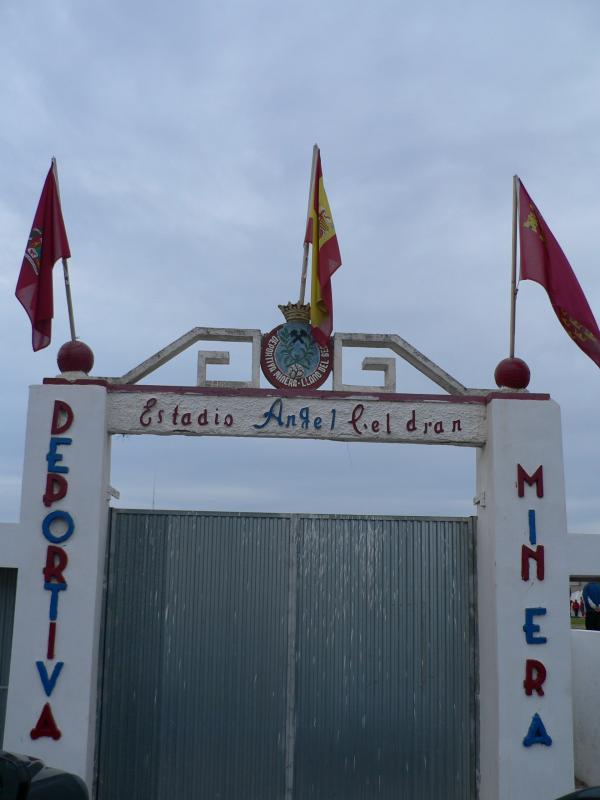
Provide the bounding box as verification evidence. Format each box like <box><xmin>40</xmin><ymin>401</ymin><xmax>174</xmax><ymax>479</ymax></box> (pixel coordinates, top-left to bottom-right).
<box><xmin>42</xmin><ymin>378</ymin><xmax>550</xmax><ymax>405</ymax></box>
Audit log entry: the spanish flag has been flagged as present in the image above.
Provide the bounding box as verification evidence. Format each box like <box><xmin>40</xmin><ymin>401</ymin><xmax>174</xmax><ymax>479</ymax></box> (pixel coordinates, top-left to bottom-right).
<box><xmin>305</xmin><ymin>150</ymin><xmax>342</xmax><ymax>345</ymax></box>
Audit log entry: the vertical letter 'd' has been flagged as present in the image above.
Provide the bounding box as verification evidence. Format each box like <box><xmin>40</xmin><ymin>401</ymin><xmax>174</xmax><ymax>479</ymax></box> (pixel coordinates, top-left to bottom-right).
<box><xmin>51</xmin><ymin>401</ymin><xmax>74</xmax><ymax>435</ymax></box>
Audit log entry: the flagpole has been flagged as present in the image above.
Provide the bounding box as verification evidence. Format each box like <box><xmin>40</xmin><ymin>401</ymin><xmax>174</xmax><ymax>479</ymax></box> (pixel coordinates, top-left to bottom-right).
<box><xmin>51</xmin><ymin>158</ymin><xmax>77</xmax><ymax>342</ymax></box>
<box><xmin>509</xmin><ymin>174</ymin><xmax>519</xmax><ymax>358</ymax></box>
<box><xmin>298</xmin><ymin>144</ymin><xmax>319</xmax><ymax>305</ymax></box>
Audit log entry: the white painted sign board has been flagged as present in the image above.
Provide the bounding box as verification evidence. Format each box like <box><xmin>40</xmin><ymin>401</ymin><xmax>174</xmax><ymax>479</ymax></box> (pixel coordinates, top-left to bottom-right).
<box><xmin>107</xmin><ymin>387</ymin><xmax>487</xmax><ymax>445</ymax></box>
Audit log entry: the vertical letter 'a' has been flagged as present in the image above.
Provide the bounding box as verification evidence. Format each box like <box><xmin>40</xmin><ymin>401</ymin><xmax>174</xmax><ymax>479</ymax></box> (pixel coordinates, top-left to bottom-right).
<box><xmin>30</xmin><ymin>703</ymin><xmax>62</xmax><ymax>740</ymax></box>
<box><xmin>523</xmin><ymin>712</ymin><xmax>552</xmax><ymax>747</ymax></box>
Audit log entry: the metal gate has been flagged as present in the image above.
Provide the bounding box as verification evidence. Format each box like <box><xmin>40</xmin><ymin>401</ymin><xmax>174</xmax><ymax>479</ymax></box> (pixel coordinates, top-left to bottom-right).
<box><xmin>96</xmin><ymin>511</ymin><xmax>477</xmax><ymax>800</ymax></box>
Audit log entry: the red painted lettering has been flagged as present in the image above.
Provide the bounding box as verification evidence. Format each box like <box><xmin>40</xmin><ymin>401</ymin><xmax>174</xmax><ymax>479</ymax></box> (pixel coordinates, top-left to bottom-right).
<box><xmin>47</xmin><ymin>622</ymin><xmax>56</xmax><ymax>660</ymax></box>
<box><xmin>350</xmin><ymin>404</ymin><xmax>364</xmax><ymax>435</ymax></box>
<box><xmin>43</xmin><ymin>546</ymin><xmax>68</xmax><ymax>584</ymax></box>
<box><xmin>523</xmin><ymin>659</ymin><xmax>547</xmax><ymax>696</ymax></box>
<box><xmin>521</xmin><ymin>544</ymin><xmax>545</xmax><ymax>582</ymax></box>
<box><xmin>30</xmin><ymin>703</ymin><xmax>62</xmax><ymax>740</ymax></box>
<box><xmin>517</xmin><ymin>464</ymin><xmax>544</xmax><ymax>498</ymax></box>
<box><xmin>51</xmin><ymin>401</ymin><xmax>74</xmax><ymax>435</ymax></box>
<box><xmin>139</xmin><ymin>398</ymin><xmax>157</xmax><ymax>427</ymax></box>
<box><xmin>42</xmin><ymin>474</ymin><xmax>68</xmax><ymax>508</ymax></box>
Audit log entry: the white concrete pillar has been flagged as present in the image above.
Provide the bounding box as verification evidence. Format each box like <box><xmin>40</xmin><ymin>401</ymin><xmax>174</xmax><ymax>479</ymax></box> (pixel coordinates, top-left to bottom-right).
<box><xmin>3</xmin><ymin>384</ymin><xmax>110</xmax><ymax>787</ymax></box>
<box><xmin>476</xmin><ymin>397</ymin><xmax>574</xmax><ymax>800</ymax></box>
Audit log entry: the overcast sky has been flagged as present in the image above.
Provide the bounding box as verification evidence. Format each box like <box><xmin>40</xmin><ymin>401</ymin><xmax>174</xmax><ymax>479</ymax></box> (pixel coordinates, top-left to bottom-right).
<box><xmin>1</xmin><ymin>1</ymin><xmax>599</xmax><ymax>531</ymax></box>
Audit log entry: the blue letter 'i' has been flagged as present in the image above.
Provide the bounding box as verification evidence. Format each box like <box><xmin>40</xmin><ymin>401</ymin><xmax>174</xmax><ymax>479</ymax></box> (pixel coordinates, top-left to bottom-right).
<box><xmin>528</xmin><ymin>510</ymin><xmax>537</xmax><ymax>545</ymax></box>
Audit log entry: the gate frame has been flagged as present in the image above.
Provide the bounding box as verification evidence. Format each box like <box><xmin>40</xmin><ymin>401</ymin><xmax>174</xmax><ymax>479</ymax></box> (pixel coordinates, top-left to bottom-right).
<box><xmin>0</xmin><ymin>377</ymin><xmax>581</xmax><ymax>800</ymax></box>
<box><xmin>96</xmin><ymin>509</ymin><xmax>479</xmax><ymax>800</ymax></box>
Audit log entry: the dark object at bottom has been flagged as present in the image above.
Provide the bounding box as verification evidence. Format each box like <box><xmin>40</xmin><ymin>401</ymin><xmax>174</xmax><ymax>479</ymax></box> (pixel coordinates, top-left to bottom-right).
<box><xmin>554</xmin><ymin>789</ymin><xmax>600</xmax><ymax>799</ymax></box>
<box><xmin>0</xmin><ymin>751</ymin><xmax>88</xmax><ymax>799</ymax></box>
<box><xmin>585</xmin><ymin>610</ymin><xmax>600</xmax><ymax>631</ymax></box>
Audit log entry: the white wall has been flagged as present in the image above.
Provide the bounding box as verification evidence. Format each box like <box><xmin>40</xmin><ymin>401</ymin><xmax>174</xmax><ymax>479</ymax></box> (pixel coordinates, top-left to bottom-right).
<box><xmin>572</xmin><ymin>630</ymin><xmax>600</xmax><ymax>787</ymax></box>
<box><xmin>476</xmin><ymin>398</ymin><xmax>574</xmax><ymax>800</ymax></box>
<box><xmin>2</xmin><ymin>384</ymin><xmax>110</xmax><ymax>787</ymax></box>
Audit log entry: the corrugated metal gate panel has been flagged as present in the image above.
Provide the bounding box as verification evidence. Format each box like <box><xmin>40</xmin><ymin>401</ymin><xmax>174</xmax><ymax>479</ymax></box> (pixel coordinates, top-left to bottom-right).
<box><xmin>97</xmin><ymin>511</ymin><xmax>290</xmax><ymax>800</ymax></box>
<box><xmin>294</xmin><ymin>516</ymin><xmax>476</xmax><ymax>800</ymax></box>
<box><xmin>0</xmin><ymin>568</ymin><xmax>17</xmax><ymax>747</ymax></box>
<box><xmin>97</xmin><ymin>512</ymin><xmax>476</xmax><ymax>800</ymax></box>
<box><xmin>97</xmin><ymin>512</ymin><xmax>167</xmax><ymax>798</ymax></box>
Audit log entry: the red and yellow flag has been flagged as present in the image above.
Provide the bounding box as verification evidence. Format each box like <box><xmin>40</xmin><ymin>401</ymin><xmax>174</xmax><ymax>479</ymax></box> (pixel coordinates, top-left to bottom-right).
<box><xmin>304</xmin><ymin>150</ymin><xmax>342</xmax><ymax>345</ymax></box>
<box><xmin>518</xmin><ymin>179</ymin><xmax>600</xmax><ymax>368</ymax></box>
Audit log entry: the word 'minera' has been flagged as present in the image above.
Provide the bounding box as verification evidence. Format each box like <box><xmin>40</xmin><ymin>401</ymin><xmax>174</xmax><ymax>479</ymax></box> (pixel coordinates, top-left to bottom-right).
<box><xmin>30</xmin><ymin>400</ymin><xmax>76</xmax><ymax>741</ymax></box>
<box><xmin>518</xmin><ymin>463</ymin><xmax>552</xmax><ymax>748</ymax></box>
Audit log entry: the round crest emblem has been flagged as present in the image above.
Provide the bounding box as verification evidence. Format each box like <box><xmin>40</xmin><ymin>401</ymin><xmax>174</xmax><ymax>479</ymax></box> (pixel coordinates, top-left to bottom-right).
<box><xmin>261</xmin><ymin>321</ymin><xmax>332</xmax><ymax>389</ymax></box>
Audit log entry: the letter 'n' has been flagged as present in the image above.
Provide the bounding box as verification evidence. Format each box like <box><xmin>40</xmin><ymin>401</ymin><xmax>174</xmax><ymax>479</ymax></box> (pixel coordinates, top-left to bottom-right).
<box><xmin>517</xmin><ymin>464</ymin><xmax>543</xmax><ymax>498</ymax></box>
<box><xmin>521</xmin><ymin>544</ymin><xmax>545</xmax><ymax>581</ymax></box>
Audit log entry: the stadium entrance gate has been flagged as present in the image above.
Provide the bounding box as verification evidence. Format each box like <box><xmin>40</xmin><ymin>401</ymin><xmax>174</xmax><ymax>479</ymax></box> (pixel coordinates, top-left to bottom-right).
<box><xmin>96</xmin><ymin>509</ymin><xmax>477</xmax><ymax>800</ymax></box>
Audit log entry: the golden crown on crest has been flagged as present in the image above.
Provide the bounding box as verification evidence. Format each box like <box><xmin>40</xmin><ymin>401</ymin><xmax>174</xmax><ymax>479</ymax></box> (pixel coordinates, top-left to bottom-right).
<box><xmin>278</xmin><ymin>301</ymin><xmax>311</xmax><ymax>323</ymax></box>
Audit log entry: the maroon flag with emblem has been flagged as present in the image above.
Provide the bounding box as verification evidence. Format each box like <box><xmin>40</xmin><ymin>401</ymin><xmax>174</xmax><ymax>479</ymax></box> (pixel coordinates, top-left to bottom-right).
<box><xmin>16</xmin><ymin>162</ymin><xmax>71</xmax><ymax>351</ymax></box>
<box><xmin>519</xmin><ymin>178</ymin><xmax>600</xmax><ymax>368</ymax></box>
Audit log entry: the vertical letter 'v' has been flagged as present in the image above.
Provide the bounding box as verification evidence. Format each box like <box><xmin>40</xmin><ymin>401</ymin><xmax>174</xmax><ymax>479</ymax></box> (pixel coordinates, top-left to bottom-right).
<box><xmin>35</xmin><ymin>661</ymin><xmax>64</xmax><ymax>697</ymax></box>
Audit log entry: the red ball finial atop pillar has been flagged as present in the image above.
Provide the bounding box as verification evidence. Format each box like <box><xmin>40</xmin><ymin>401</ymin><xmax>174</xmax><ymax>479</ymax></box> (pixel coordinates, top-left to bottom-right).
<box><xmin>494</xmin><ymin>357</ymin><xmax>530</xmax><ymax>390</ymax></box>
<box><xmin>57</xmin><ymin>340</ymin><xmax>94</xmax><ymax>375</ymax></box>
